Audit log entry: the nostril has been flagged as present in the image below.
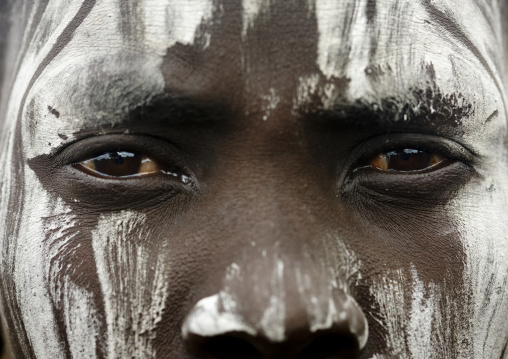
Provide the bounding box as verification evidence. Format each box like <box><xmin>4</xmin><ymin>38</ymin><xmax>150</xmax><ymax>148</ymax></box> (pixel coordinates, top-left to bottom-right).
<box><xmin>204</xmin><ymin>335</ymin><xmax>262</xmax><ymax>359</ymax></box>
<box><xmin>297</xmin><ymin>333</ymin><xmax>360</xmax><ymax>359</ymax></box>
<box><xmin>199</xmin><ymin>334</ymin><xmax>262</xmax><ymax>359</ymax></box>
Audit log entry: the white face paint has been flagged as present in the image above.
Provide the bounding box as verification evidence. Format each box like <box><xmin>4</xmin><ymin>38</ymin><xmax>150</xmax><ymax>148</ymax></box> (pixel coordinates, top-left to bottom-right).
<box><xmin>92</xmin><ymin>211</ymin><xmax>169</xmax><ymax>358</ymax></box>
<box><xmin>0</xmin><ymin>0</ymin><xmax>215</xmax><ymax>357</ymax></box>
<box><xmin>311</xmin><ymin>0</ymin><xmax>508</xmax><ymax>357</ymax></box>
<box><xmin>0</xmin><ymin>0</ymin><xmax>507</xmax><ymax>358</ymax></box>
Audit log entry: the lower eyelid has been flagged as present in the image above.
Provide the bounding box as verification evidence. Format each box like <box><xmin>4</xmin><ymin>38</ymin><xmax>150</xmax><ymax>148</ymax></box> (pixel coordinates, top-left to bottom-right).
<box><xmin>340</xmin><ymin>160</ymin><xmax>474</xmax><ymax>204</ymax></box>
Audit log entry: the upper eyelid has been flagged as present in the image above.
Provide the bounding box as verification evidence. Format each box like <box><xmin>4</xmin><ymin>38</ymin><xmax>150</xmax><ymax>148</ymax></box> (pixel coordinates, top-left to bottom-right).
<box><xmin>355</xmin><ymin>133</ymin><xmax>476</xmax><ymax>162</ymax></box>
<box><xmin>52</xmin><ymin>133</ymin><xmax>179</xmax><ymax>165</ymax></box>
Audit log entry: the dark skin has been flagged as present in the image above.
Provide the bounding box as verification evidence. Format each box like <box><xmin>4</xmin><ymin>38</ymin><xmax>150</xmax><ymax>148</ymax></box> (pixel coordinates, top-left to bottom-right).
<box><xmin>1</xmin><ymin>1</ymin><xmax>508</xmax><ymax>358</ymax></box>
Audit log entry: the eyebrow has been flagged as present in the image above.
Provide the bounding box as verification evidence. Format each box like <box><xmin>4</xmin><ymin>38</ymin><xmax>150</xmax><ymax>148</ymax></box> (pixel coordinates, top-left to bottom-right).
<box><xmin>72</xmin><ymin>92</ymin><xmax>230</xmax><ymax>135</ymax></box>
<box><xmin>305</xmin><ymin>87</ymin><xmax>477</xmax><ymax>132</ymax></box>
<box><xmin>128</xmin><ymin>94</ymin><xmax>228</xmax><ymax>126</ymax></box>
<box><xmin>75</xmin><ymin>87</ymin><xmax>480</xmax><ymax>138</ymax></box>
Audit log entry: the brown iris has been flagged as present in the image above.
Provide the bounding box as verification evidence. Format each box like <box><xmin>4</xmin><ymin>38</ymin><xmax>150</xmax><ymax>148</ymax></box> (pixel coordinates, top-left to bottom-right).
<box><xmin>370</xmin><ymin>149</ymin><xmax>445</xmax><ymax>172</ymax></box>
<box><xmin>74</xmin><ymin>151</ymin><xmax>159</xmax><ymax>178</ymax></box>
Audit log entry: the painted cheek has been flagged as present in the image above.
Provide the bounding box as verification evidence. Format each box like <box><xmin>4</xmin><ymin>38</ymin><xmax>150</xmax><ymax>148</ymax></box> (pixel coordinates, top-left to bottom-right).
<box><xmin>11</xmin><ymin>172</ymin><xmax>73</xmax><ymax>357</ymax></box>
<box><xmin>91</xmin><ymin>210</ymin><xmax>170</xmax><ymax>358</ymax></box>
<box><xmin>448</xmin><ymin>166</ymin><xmax>508</xmax><ymax>357</ymax></box>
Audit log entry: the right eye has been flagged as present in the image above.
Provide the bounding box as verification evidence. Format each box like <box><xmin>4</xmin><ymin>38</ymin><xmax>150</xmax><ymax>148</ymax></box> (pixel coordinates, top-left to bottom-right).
<box><xmin>74</xmin><ymin>151</ymin><xmax>162</xmax><ymax>178</ymax></box>
<box><xmin>74</xmin><ymin>150</ymin><xmax>194</xmax><ymax>185</ymax></box>
<box><xmin>73</xmin><ymin>151</ymin><xmax>190</xmax><ymax>183</ymax></box>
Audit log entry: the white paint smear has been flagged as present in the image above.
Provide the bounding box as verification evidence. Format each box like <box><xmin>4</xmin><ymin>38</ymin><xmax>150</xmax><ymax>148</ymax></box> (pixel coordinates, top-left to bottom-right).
<box><xmin>241</xmin><ymin>0</ymin><xmax>270</xmax><ymax>39</ymax></box>
<box><xmin>184</xmin><ymin>258</ymin><xmax>287</xmax><ymax>342</ymax></box>
<box><xmin>92</xmin><ymin>211</ymin><xmax>169</xmax><ymax>359</ymax></box>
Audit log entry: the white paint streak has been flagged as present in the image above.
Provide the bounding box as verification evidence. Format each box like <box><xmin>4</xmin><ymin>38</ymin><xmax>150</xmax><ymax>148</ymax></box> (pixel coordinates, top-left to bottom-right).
<box><xmin>184</xmin><ymin>258</ymin><xmax>287</xmax><ymax>342</ymax></box>
<box><xmin>450</xmin><ymin>164</ymin><xmax>508</xmax><ymax>357</ymax></box>
<box><xmin>369</xmin><ymin>269</ymin><xmax>408</xmax><ymax>357</ymax></box>
<box><xmin>315</xmin><ymin>0</ymin><xmax>354</xmax><ymax>80</ymax></box>
<box><xmin>261</xmin><ymin>88</ymin><xmax>280</xmax><ymax>121</ymax></box>
<box><xmin>259</xmin><ymin>259</ymin><xmax>285</xmax><ymax>341</ymax></box>
<box><xmin>62</xmin><ymin>278</ymin><xmax>99</xmax><ymax>359</ymax></box>
<box><xmin>143</xmin><ymin>0</ymin><xmax>213</xmax><ymax>53</ymax></box>
<box><xmin>241</xmin><ymin>0</ymin><xmax>270</xmax><ymax>39</ymax></box>
<box><xmin>40</xmin><ymin>198</ymin><xmax>101</xmax><ymax>358</ymax></box>
<box><xmin>92</xmin><ymin>211</ymin><xmax>169</xmax><ymax>359</ymax></box>
<box><xmin>11</xmin><ymin>0</ymin><xmax>86</xmax><ymax>159</ymax></box>
<box><xmin>369</xmin><ymin>266</ymin><xmax>463</xmax><ymax>358</ymax></box>
<box><xmin>182</xmin><ymin>294</ymin><xmax>257</xmax><ymax>338</ymax></box>
<box><xmin>13</xmin><ymin>168</ymin><xmax>66</xmax><ymax>358</ymax></box>
<box><xmin>295</xmin><ymin>237</ymin><xmax>368</xmax><ymax>349</ymax></box>
<box><xmin>407</xmin><ymin>268</ymin><xmax>437</xmax><ymax>358</ymax></box>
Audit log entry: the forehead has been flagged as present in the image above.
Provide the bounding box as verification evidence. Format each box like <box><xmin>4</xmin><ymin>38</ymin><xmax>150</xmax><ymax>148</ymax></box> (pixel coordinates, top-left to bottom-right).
<box><xmin>9</xmin><ymin>0</ymin><xmax>507</xmax><ymax>159</ymax></box>
<box><xmin>24</xmin><ymin>0</ymin><xmax>503</xmax><ymax>98</ymax></box>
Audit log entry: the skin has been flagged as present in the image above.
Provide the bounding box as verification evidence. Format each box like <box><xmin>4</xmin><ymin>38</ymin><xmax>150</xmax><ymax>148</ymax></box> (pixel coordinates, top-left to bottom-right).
<box><xmin>1</xmin><ymin>0</ymin><xmax>508</xmax><ymax>358</ymax></box>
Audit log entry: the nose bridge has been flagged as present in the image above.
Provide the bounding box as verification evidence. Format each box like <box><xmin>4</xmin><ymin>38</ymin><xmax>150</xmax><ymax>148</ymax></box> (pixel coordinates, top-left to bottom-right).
<box><xmin>183</xmin><ymin>140</ymin><xmax>369</xmax><ymax>356</ymax></box>
<box><xmin>211</xmin><ymin>145</ymin><xmax>326</xmax><ymax>249</ymax></box>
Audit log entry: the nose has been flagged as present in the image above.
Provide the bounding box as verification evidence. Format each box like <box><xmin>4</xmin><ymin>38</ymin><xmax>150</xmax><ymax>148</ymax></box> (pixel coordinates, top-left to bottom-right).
<box><xmin>182</xmin><ymin>272</ymin><xmax>368</xmax><ymax>359</ymax></box>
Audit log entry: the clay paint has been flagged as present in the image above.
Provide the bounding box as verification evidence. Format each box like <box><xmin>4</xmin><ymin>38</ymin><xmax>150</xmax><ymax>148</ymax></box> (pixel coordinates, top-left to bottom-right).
<box><xmin>0</xmin><ymin>0</ymin><xmax>507</xmax><ymax>357</ymax></box>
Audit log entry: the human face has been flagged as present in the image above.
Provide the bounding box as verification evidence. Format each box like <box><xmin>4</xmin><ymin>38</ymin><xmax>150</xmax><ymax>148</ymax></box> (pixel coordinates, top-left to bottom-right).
<box><xmin>0</xmin><ymin>0</ymin><xmax>507</xmax><ymax>358</ymax></box>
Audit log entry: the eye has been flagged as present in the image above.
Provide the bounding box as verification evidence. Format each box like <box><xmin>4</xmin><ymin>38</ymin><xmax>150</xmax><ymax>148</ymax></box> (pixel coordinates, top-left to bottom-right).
<box><xmin>74</xmin><ymin>151</ymin><xmax>161</xmax><ymax>178</ymax></box>
<box><xmin>340</xmin><ymin>134</ymin><xmax>476</xmax><ymax>203</ymax></box>
<box><xmin>368</xmin><ymin>148</ymin><xmax>445</xmax><ymax>172</ymax></box>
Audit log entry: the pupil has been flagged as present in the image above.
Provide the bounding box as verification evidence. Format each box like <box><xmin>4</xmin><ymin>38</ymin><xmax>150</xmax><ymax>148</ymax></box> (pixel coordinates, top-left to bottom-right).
<box><xmin>400</xmin><ymin>152</ymin><xmax>411</xmax><ymax>161</ymax></box>
<box><xmin>111</xmin><ymin>152</ymin><xmax>125</xmax><ymax>165</ymax></box>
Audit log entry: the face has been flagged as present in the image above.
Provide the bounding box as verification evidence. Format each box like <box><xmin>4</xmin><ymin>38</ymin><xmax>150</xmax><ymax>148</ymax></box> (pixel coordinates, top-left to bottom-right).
<box><xmin>0</xmin><ymin>0</ymin><xmax>507</xmax><ymax>358</ymax></box>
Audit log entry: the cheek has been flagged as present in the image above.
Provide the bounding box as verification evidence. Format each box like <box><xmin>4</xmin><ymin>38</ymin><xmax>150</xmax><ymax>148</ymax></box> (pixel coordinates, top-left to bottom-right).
<box><xmin>449</xmin><ymin>171</ymin><xmax>508</xmax><ymax>357</ymax></box>
<box><xmin>91</xmin><ymin>210</ymin><xmax>171</xmax><ymax>357</ymax></box>
<box><xmin>51</xmin><ymin>207</ymin><xmax>175</xmax><ymax>358</ymax></box>
<box><xmin>2</xmin><ymin>164</ymin><xmax>176</xmax><ymax>358</ymax></box>
<box><xmin>363</xmin><ymin>160</ymin><xmax>508</xmax><ymax>358</ymax></box>
<box><xmin>6</xmin><ymin>169</ymin><xmax>71</xmax><ymax>357</ymax></box>
<box><xmin>367</xmin><ymin>268</ymin><xmax>458</xmax><ymax>358</ymax></box>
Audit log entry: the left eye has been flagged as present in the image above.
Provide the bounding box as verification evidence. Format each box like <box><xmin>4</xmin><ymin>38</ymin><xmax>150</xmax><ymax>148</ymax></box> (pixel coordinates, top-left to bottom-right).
<box><xmin>369</xmin><ymin>149</ymin><xmax>445</xmax><ymax>172</ymax></box>
<box><xmin>74</xmin><ymin>151</ymin><xmax>160</xmax><ymax>178</ymax></box>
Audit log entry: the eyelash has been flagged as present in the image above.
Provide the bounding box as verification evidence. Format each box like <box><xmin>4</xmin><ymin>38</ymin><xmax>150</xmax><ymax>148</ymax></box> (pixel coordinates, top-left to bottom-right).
<box><xmin>340</xmin><ymin>133</ymin><xmax>475</xmax><ymax>185</ymax></box>
<box><xmin>57</xmin><ymin>134</ymin><xmax>196</xmax><ymax>186</ymax></box>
